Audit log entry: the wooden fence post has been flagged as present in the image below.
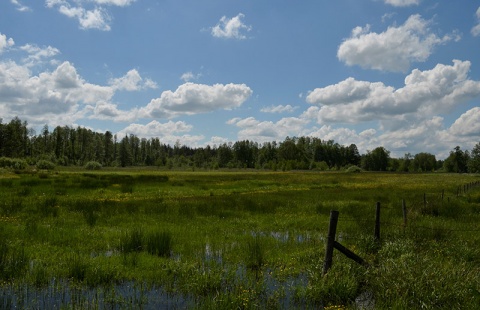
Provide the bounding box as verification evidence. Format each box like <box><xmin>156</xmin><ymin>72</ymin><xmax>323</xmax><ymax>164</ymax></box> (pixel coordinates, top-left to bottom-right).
<box><xmin>374</xmin><ymin>202</ymin><xmax>381</xmax><ymax>242</ymax></box>
<box><xmin>323</xmin><ymin>210</ymin><xmax>339</xmax><ymax>275</ymax></box>
<box><xmin>402</xmin><ymin>199</ymin><xmax>407</xmax><ymax>228</ymax></box>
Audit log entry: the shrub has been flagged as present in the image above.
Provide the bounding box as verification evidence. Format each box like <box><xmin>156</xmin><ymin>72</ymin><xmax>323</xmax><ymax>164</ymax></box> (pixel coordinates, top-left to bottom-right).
<box><xmin>346</xmin><ymin>165</ymin><xmax>362</xmax><ymax>173</ymax></box>
<box><xmin>0</xmin><ymin>157</ymin><xmax>27</xmax><ymax>170</ymax></box>
<box><xmin>36</xmin><ymin>160</ymin><xmax>55</xmax><ymax>170</ymax></box>
<box><xmin>85</xmin><ymin>161</ymin><xmax>102</xmax><ymax>170</ymax></box>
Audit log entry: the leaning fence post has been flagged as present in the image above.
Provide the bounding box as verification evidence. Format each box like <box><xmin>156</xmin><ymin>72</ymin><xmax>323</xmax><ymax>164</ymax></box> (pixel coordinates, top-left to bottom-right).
<box><xmin>323</xmin><ymin>210</ymin><xmax>339</xmax><ymax>276</ymax></box>
<box><xmin>374</xmin><ymin>202</ymin><xmax>381</xmax><ymax>242</ymax></box>
<box><xmin>402</xmin><ymin>199</ymin><xmax>407</xmax><ymax>228</ymax></box>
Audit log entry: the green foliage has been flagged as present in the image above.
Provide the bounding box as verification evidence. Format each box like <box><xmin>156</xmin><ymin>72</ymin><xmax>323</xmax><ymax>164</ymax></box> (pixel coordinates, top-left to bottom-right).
<box><xmin>345</xmin><ymin>165</ymin><xmax>362</xmax><ymax>173</ymax></box>
<box><xmin>84</xmin><ymin>161</ymin><xmax>102</xmax><ymax>170</ymax></box>
<box><xmin>36</xmin><ymin>159</ymin><xmax>56</xmax><ymax>170</ymax></box>
<box><xmin>0</xmin><ymin>157</ymin><xmax>28</xmax><ymax>170</ymax></box>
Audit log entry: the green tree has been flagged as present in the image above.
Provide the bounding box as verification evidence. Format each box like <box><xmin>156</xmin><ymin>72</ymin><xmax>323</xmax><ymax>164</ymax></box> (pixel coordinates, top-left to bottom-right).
<box><xmin>362</xmin><ymin>147</ymin><xmax>390</xmax><ymax>171</ymax></box>
<box><xmin>118</xmin><ymin>136</ymin><xmax>133</xmax><ymax>167</ymax></box>
<box><xmin>412</xmin><ymin>152</ymin><xmax>436</xmax><ymax>172</ymax></box>
<box><xmin>468</xmin><ymin>142</ymin><xmax>480</xmax><ymax>173</ymax></box>
<box><xmin>444</xmin><ymin>146</ymin><xmax>469</xmax><ymax>173</ymax></box>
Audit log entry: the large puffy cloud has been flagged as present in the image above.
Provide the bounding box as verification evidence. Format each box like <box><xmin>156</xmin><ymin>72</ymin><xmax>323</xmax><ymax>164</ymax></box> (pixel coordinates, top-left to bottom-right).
<box><xmin>448</xmin><ymin>107</ymin><xmax>480</xmax><ymax>137</ymax></box>
<box><xmin>338</xmin><ymin>15</ymin><xmax>456</xmax><ymax>72</ymax></box>
<box><xmin>306</xmin><ymin>60</ymin><xmax>480</xmax><ymax>126</ymax></box>
<box><xmin>140</xmin><ymin>82</ymin><xmax>253</xmax><ymax>119</ymax></box>
<box><xmin>0</xmin><ymin>61</ymin><xmax>113</xmax><ymax>120</ymax></box>
<box><xmin>211</xmin><ymin>13</ymin><xmax>252</xmax><ymax>40</ymax></box>
<box><xmin>0</xmin><ymin>54</ymin><xmax>158</xmax><ymax>124</ymax></box>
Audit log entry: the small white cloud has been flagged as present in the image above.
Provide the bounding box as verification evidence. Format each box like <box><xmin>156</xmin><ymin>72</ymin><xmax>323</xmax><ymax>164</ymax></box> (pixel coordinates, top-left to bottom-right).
<box><xmin>180</xmin><ymin>71</ymin><xmax>201</xmax><ymax>82</ymax></box>
<box><xmin>93</xmin><ymin>0</ymin><xmax>136</xmax><ymax>6</ymax></box>
<box><xmin>0</xmin><ymin>33</ymin><xmax>15</xmax><ymax>53</ymax></box>
<box><xmin>338</xmin><ymin>15</ymin><xmax>456</xmax><ymax>72</ymax></box>
<box><xmin>20</xmin><ymin>44</ymin><xmax>60</xmax><ymax>66</ymax></box>
<box><xmin>109</xmin><ymin>69</ymin><xmax>158</xmax><ymax>91</ymax></box>
<box><xmin>46</xmin><ymin>0</ymin><xmax>113</xmax><ymax>31</ymax></box>
<box><xmin>384</xmin><ymin>0</ymin><xmax>420</xmax><ymax>7</ymax></box>
<box><xmin>472</xmin><ymin>7</ymin><xmax>480</xmax><ymax>37</ymax></box>
<box><xmin>260</xmin><ymin>105</ymin><xmax>298</xmax><ymax>114</ymax></box>
<box><xmin>211</xmin><ymin>13</ymin><xmax>252</xmax><ymax>40</ymax></box>
<box><xmin>10</xmin><ymin>0</ymin><xmax>31</xmax><ymax>12</ymax></box>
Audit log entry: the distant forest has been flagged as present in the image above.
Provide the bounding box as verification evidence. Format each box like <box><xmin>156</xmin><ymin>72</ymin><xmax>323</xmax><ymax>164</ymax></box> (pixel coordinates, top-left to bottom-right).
<box><xmin>1</xmin><ymin>117</ymin><xmax>479</xmax><ymax>173</ymax></box>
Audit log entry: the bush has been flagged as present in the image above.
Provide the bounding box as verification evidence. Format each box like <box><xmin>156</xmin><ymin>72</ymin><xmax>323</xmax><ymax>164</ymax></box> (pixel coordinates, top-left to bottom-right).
<box><xmin>346</xmin><ymin>165</ymin><xmax>362</xmax><ymax>173</ymax></box>
<box><xmin>0</xmin><ymin>157</ymin><xmax>27</xmax><ymax>170</ymax></box>
<box><xmin>85</xmin><ymin>161</ymin><xmax>102</xmax><ymax>170</ymax></box>
<box><xmin>36</xmin><ymin>160</ymin><xmax>55</xmax><ymax>170</ymax></box>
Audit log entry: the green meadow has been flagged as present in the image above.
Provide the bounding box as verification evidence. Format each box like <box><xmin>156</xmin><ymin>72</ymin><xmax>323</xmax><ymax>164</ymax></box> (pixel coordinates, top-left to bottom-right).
<box><xmin>1</xmin><ymin>168</ymin><xmax>479</xmax><ymax>309</ymax></box>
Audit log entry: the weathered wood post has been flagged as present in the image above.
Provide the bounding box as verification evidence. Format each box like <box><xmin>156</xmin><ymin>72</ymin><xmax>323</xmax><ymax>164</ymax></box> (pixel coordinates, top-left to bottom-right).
<box><xmin>402</xmin><ymin>199</ymin><xmax>407</xmax><ymax>228</ymax></box>
<box><xmin>423</xmin><ymin>193</ymin><xmax>427</xmax><ymax>210</ymax></box>
<box><xmin>374</xmin><ymin>202</ymin><xmax>381</xmax><ymax>242</ymax></box>
<box><xmin>323</xmin><ymin>210</ymin><xmax>339</xmax><ymax>275</ymax></box>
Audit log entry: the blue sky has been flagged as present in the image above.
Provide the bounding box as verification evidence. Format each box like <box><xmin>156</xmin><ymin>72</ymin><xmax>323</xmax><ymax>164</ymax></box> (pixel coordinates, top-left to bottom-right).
<box><xmin>1</xmin><ymin>0</ymin><xmax>479</xmax><ymax>158</ymax></box>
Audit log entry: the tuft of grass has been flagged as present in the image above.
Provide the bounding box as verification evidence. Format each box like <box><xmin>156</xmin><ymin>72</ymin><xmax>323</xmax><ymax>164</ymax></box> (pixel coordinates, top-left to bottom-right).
<box><xmin>245</xmin><ymin>235</ymin><xmax>265</xmax><ymax>272</ymax></box>
<box><xmin>67</xmin><ymin>253</ymin><xmax>88</xmax><ymax>282</ymax></box>
<box><xmin>119</xmin><ymin>229</ymin><xmax>144</xmax><ymax>253</ymax></box>
<box><xmin>38</xmin><ymin>195</ymin><xmax>59</xmax><ymax>217</ymax></box>
<box><xmin>146</xmin><ymin>230</ymin><xmax>173</xmax><ymax>257</ymax></box>
<box><xmin>0</xmin><ymin>241</ymin><xmax>29</xmax><ymax>280</ymax></box>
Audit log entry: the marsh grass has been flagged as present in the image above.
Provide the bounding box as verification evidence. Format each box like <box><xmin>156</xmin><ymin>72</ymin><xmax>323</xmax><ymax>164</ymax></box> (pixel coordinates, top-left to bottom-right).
<box><xmin>0</xmin><ymin>170</ymin><xmax>479</xmax><ymax>308</ymax></box>
<box><xmin>120</xmin><ymin>229</ymin><xmax>144</xmax><ymax>253</ymax></box>
<box><xmin>39</xmin><ymin>195</ymin><xmax>59</xmax><ymax>217</ymax></box>
<box><xmin>67</xmin><ymin>253</ymin><xmax>88</xmax><ymax>282</ymax></box>
<box><xmin>0</xmin><ymin>241</ymin><xmax>29</xmax><ymax>281</ymax></box>
<box><xmin>245</xmin><ymin>235</ymin><xmax>265</xmax><ymax>272</ymax></box>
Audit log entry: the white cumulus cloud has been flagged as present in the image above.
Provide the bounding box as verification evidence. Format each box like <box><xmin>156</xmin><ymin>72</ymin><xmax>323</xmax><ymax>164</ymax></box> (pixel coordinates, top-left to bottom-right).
<box><xmin>211</xmin><ymin>13</ymin><xmax>252</xmax><ymax>40</ymax></box>
<box><xmin>306</xmin><ymin>60</ymin><xmax>480</xmax><ymax>127</ymax></box>
<box><xmin>337</xmin><ymin>15</ymin><xmax>456</xmax><ymax>72</ymax></box>
<box><xmin>109</xmin><ymin>69</ymin><xmax>157</xmax><ymax>91</ymax></box>
<box><xmin>140</xmin><ymin>82</ymin><xmax>253</xmax><ymax>119</ymax></box>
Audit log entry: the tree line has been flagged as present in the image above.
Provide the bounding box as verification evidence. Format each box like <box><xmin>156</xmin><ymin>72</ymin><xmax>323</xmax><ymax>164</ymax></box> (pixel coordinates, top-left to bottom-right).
<box><xmin>1</xmin><ymin>117</ymin><xmax>479</xmax><ymax>173</ymax></box>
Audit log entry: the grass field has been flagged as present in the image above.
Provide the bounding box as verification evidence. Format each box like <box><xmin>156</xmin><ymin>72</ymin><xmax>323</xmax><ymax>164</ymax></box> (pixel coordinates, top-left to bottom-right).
<box><xmin>1</xmin><ymin>167</ymin><xmax>479</xmax><ymax>309</ymax></box>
